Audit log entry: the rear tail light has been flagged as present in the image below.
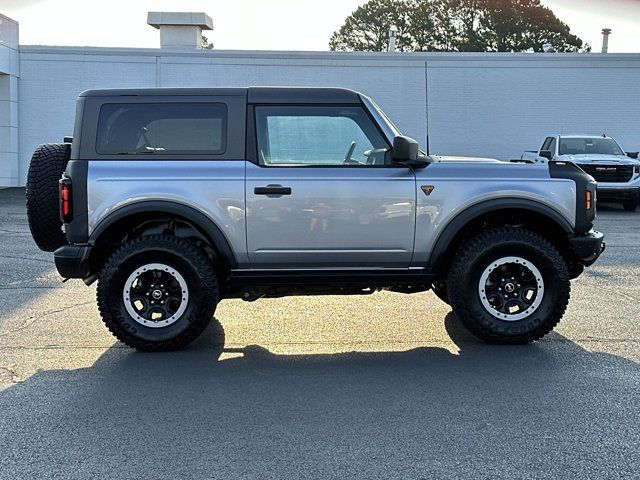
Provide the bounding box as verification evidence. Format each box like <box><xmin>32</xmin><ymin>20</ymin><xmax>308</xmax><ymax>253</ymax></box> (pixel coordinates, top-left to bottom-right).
<box><xmin>586</xmin><ymin>190</ymin><xmax>592</xmax><ymax>210</ymax></box>
<box><xmin>59</xmin><ymin>178</ymin><xmax>72</xmax><ymax>223</ymax></box>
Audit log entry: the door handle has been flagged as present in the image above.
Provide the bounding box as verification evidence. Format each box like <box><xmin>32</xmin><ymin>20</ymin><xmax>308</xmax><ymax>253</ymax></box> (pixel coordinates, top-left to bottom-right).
<box><xmin>254</xmin><ymin>185</ymin><xmax>292</xmax><ymax>196</ymax></box>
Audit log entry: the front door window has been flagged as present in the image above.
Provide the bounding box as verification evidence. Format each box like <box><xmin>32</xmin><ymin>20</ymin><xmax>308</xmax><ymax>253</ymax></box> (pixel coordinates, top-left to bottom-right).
<box><xmin>255</xmin><ymin>106</ymin><xmax>390</xmax><ymax>167</ymax></box>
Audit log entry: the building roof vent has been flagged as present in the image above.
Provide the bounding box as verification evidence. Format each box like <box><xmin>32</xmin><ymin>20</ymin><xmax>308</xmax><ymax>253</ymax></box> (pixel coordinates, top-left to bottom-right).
<box><xmin>147</xmin><ymin>12</ymin><xmax>213</xmax><ymax>49</ymax></box>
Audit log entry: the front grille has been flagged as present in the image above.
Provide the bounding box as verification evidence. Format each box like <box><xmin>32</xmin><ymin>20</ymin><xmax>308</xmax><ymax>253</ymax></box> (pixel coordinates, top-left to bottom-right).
<box><xmin>578</xmin><ymin>164</ymin><xmax>634</xmax><ymax>183</ymax></box>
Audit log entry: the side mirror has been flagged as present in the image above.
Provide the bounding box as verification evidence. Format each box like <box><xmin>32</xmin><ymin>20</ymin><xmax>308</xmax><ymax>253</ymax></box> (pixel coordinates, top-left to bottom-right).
<box><xmin>539</xmin><ymin>150</ymin><xmax>553</xmax><ymax>160</ymax></box>
<box><xmin>626</xmin><ymin>151</ymin><xmax>638</xmax><ymax>159</ymax></box>
<box><xmin>392</xmin><ymin>136</ymin><xmax>423</xmax><ymax>166</ymax></box>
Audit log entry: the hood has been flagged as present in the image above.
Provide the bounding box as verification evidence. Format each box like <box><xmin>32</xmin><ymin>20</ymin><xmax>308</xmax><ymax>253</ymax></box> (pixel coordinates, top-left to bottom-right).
<box><xmin>430</xmin><ymin>155</ymin><xmax>503</xmax><ymax>164</ymax></box>
<box><xmin>418</xmin><ymin>157</ymin><xmax>550</xmax><ymax>181</ymax></box>
<box><xmin>557</xmin><ymin>154</ymin><xmax>639</xmax><ymax>165</ymax></box>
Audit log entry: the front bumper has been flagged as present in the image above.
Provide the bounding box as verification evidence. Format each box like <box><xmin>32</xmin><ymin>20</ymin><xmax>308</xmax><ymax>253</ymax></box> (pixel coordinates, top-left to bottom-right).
<box><xmin>596</xmin><ymin>185</ymin><xmax>640</xmax><ymax>202</ymax></box>
<box><xmin>568</xmin><ymin>230</ymin><xmax>605</xmax><ymax>267</ymax></box>
<box><xmin>54</xmin><ymin>244</ymin><xmax>92</xmax><ymax>279</ymax></box>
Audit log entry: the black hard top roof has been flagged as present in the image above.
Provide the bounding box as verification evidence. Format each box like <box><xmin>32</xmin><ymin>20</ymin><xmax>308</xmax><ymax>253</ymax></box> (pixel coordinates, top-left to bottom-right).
<box><xmin>79</xmin><ymin>87</ymin><xmax>361</xmax><ymax>104</ymax></box>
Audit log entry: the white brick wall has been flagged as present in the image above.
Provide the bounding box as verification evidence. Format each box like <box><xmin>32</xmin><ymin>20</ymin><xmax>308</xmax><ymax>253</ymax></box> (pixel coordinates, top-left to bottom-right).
<box><xmin>18</xmin><ymin>49</ymin><xmax>158</xmax><ymax>183</ymax></box>
<box><xmin>0</xmin><ymin>14</ymin><xmax>19</xmax><ymax>186</ymax></box>
<box><xmin>8</xmin><ymin>47</ymin><xmax>640</xmax><ymax>186</ymax></box>
<box><xmin>426</xmin><ymin>55</ymin><xmax>640</xmax><ymax>160</ymax></box>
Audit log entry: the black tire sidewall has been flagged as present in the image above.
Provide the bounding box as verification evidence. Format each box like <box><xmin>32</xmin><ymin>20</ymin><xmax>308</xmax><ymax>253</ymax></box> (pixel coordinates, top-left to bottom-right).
<box><xmin>448</xmin><ymin>232</ymin><xmax>570</xmax><ymax>342</ymax></box>
<box><xmin>26</xmin><ymin>143</ymin><xmax>70</xmax><ymax>252</ymax></box>
<box><xmin>431</xmin><ymin>280</ymin><xmax>450</xmax><ymax>305</ymax></box>
<box><xmin>98</xmin><ymin>239</ymin><xmax>217</xmax><ymax>346</ymax></box>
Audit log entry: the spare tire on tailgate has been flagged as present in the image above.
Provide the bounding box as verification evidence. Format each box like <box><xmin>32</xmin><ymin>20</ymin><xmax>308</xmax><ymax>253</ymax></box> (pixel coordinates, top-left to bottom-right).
<box><xmin>26</xmin><ymin>143</ymin><xmax>71</xmax><ymax>252</ymax></box>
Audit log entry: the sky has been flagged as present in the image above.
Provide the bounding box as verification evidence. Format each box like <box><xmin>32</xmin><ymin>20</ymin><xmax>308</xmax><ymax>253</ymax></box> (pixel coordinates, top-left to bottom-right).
<box><xmin>0</xmin><ymin>0</ymin><xmax>638</xmax><ymax>52</ymax></box>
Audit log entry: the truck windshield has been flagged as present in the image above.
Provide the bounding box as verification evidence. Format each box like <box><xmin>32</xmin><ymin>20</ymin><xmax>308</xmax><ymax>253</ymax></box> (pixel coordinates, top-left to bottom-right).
<box><xmin>559</xmin><ymin>137</ymin><xmax>624</xmax><ymax>156</ymax></box>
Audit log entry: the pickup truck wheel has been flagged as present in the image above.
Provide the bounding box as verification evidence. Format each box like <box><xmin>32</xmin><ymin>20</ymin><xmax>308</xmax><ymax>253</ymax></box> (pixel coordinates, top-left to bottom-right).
<box><xmin>431</xmin><ymin>280</ymin><xmax>450</xmax><ymax>305</ymax></box>
<box><xmin>97</xmin><ymin>235</ymin><xmax>218</xmax><ymax>351</ymax></box>
<box><xmin>622</xmin><ymin>200</ymin><xmax>638</xmax><ymax>212</ymax></box>
<box><xmin>26</xmin><ymin>143</ymin><xmax>71</xmax><ymax>252</ymax></box>
<box><xmin>447</xmin><ymin>228</ymin><xmax>570</xmax><ymax>344</ymax></box>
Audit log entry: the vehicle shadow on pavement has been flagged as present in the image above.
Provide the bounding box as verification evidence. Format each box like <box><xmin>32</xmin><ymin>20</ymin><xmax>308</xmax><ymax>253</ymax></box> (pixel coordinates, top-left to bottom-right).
<box><xmin>1</xmin><ymin>314</ymin><xmax>638</xmax><ymax>479</ymax></box>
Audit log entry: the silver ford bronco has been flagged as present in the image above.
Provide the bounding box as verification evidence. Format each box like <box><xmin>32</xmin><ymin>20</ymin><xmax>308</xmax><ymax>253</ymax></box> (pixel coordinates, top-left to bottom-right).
<box><xmin>26</xmin><ymin>87</ymin><xmax>604</xmax><ymax>351</ymax></box>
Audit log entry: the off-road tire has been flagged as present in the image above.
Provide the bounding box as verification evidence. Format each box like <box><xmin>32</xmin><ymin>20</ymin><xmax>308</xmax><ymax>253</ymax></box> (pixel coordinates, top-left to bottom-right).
<box><xmin>97</xmin><ymin>235</ymin><xmax>218</xmax><ymax>351</ymax></box>
<box><xmin>431</xmin><ymin>280</ymin><xmax>450</xmax><ymax>305</ymax></box>
<box><xmin>622</xmin><ymin>200</ymin><xmax>638</xmax><ymax>212</ymax></box>
<box><xmin>26</xmin><ymin>143</ymin><xmax>71</xmax><ymax>252</ymax></box>
<box><xmin>447</xmin><ymin>227</ymin><xmax>570</xmax><ymax>344</ymax></box>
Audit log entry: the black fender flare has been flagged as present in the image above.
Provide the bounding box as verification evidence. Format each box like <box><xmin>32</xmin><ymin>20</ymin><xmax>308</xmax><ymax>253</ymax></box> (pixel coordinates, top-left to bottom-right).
<box><xmin>427</xmin><ymin>198</ymin><xmax>574</xmax><ymax>268</ymax></box>
<box><xmin>89</xmin><ymin>200</ymin><xmax>238</xmax><ymax>270</ymax></box>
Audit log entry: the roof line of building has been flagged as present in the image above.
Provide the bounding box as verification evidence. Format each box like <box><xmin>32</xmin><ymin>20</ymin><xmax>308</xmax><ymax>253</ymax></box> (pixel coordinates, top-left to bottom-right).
<box><xmin>18</xmin><ymin>45</ymin><xmax>640</xmax><ymax>61</ymax></box>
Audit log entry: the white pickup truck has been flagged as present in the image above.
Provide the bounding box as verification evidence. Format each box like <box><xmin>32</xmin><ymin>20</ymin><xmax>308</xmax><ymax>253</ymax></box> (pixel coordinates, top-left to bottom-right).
<box><xmin>522</xmin><ymin>135</ymin><xmax>640</xmax><ymax>211</ymax></box>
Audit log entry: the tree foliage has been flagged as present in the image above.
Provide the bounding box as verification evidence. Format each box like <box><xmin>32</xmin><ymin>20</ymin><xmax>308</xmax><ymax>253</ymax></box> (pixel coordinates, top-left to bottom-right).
<box><xmin>329</xmin><ymin>0</ymin><xmax>588</xmax><ymax>52</ymax></box>
<box><xmin>329</xmin><ymin>0</ymin><xmax>412</xmax><ymax>52</ymax></box>
<box><xmin>202</xmin><ymin>35</ymin><xmax>214</xmax><ymax>50</ymax></box>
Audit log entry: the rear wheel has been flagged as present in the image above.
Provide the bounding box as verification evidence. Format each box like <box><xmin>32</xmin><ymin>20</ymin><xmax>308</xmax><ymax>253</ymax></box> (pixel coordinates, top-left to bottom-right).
<box><xmin>97</xmin><ymin>235</ymin><xmax>218</xmax><ymax>351</ymax></box>
<box><xmin>447</xmin><ymin>228</ymin><xmax>570</xmax><ymax>344</ymax></box>
<box><xmin>622</xmin><ymin>200</ymin><xmax>638</xmax><ymax>212</ymax></box>
<box><xmin>26</xmin><ymin>143</ymin><xmax>71</xmax><ymax>252</ymax></box>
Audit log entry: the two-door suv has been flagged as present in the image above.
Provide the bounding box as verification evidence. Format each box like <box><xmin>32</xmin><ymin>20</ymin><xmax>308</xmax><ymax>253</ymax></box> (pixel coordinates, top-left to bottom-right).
<box><xmin>26</xmin><ymin>87</ymin><xmax>604</xmax><ymax>351</ymax></box>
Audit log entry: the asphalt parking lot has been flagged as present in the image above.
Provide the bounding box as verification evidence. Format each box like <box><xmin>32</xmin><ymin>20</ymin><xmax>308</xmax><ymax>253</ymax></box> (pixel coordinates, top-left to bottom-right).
<box><xmin>0</xmin><ymin>187</ymin><xmax>638</xmax><ymax>479</ymax></box>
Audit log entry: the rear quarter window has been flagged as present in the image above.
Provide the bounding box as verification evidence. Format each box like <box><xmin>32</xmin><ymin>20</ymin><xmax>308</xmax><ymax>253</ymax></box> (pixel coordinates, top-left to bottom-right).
<box><xmin>96</xmin><ymin>103</ymin><xmax>227</xmax><ymax>155</ymax></box>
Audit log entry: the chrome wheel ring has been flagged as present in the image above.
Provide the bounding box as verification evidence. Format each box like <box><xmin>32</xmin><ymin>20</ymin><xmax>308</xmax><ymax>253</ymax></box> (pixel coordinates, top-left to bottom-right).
<box><xmin>478</xmin><ymin>256</ymin><xmax>544</xmax><ymax>322</ymax></box>
<box><xmin>123</xmin><ymin>263</ymin><xmax>189</xmax><ymax>328</ymax></box>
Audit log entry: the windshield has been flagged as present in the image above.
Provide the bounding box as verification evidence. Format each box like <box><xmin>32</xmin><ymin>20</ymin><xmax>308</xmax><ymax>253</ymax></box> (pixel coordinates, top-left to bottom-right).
<box><xmin>559</xmin><ymin>137</ymin><xmax>625</xmax><ymax>156</ymax></box>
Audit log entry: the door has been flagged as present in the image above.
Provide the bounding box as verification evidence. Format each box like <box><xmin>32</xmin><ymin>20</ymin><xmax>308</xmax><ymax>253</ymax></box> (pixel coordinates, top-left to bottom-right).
<box><xmin>245</xmin><ymin>104</ymin><xmax>416</xmax><ymax>268</ymax></box>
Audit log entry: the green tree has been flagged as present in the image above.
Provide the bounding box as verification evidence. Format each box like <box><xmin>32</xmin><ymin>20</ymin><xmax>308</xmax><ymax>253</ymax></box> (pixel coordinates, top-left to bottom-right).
<box><xmin>202</xmin><ymin>35</ymin><xmax>214</xmax><ymax>50</ymax></box>
<box><xmin>448</xmin><ymin>0</ymin><xmax>587</xmax><ymax>52</ymax></box>
<box><xmin>329</xmin><ymin>0</ymin><xmax>413</xmax><ymax>52</ymax></box>
<box><xmin>330</xmin><ymin>0</ymin><xmax>588</xmax><ymax>52</ymax></box>
<box><xmin>411</xmin><ymin>0</ymin><xmax>457</xmax><ymax>51</ymax></box>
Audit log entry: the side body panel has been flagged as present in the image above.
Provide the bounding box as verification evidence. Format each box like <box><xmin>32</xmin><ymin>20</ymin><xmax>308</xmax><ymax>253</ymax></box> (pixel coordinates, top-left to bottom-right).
<box><xmin>87</xmin><ymin>160</ymin><xmax>249</xmax><ymax>266</ymax></box>
<box><xmin>412</xmin><ymin>162</ymin><xmax>577</xmax><ymax>265</ymax></box>
<box><xmin>245</xmin><ymin>162</ymin><xmax>416</xmax><ymax>268</ymax></box>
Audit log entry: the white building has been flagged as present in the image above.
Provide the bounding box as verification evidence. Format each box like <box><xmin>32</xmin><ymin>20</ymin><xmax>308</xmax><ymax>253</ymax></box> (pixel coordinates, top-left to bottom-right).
<box><xmin>1</xmin><ymin>11</ymin><xmax>639</xmax><ymax>187</ymax></box>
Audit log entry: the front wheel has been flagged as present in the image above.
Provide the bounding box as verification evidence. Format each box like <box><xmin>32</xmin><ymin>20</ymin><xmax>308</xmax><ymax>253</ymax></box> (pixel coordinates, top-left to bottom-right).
<box><xmin>622</xmin><ymin>200</ymin><xmax>638</xmax><ymax>212</ymax></box>
<box><xmin>446</xmin><ymin>228</ymin><xmax>570</xmax><ymax>344</ymax></box>
<box><xmin>431</xmin><ymin>279</ymin><xmax>450</xmax><ymax>305</ymax></box>
<box><xmin>97</xmin><ymin>235</ymin><xmax>218</xmax><ymax>351</ymax></box>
